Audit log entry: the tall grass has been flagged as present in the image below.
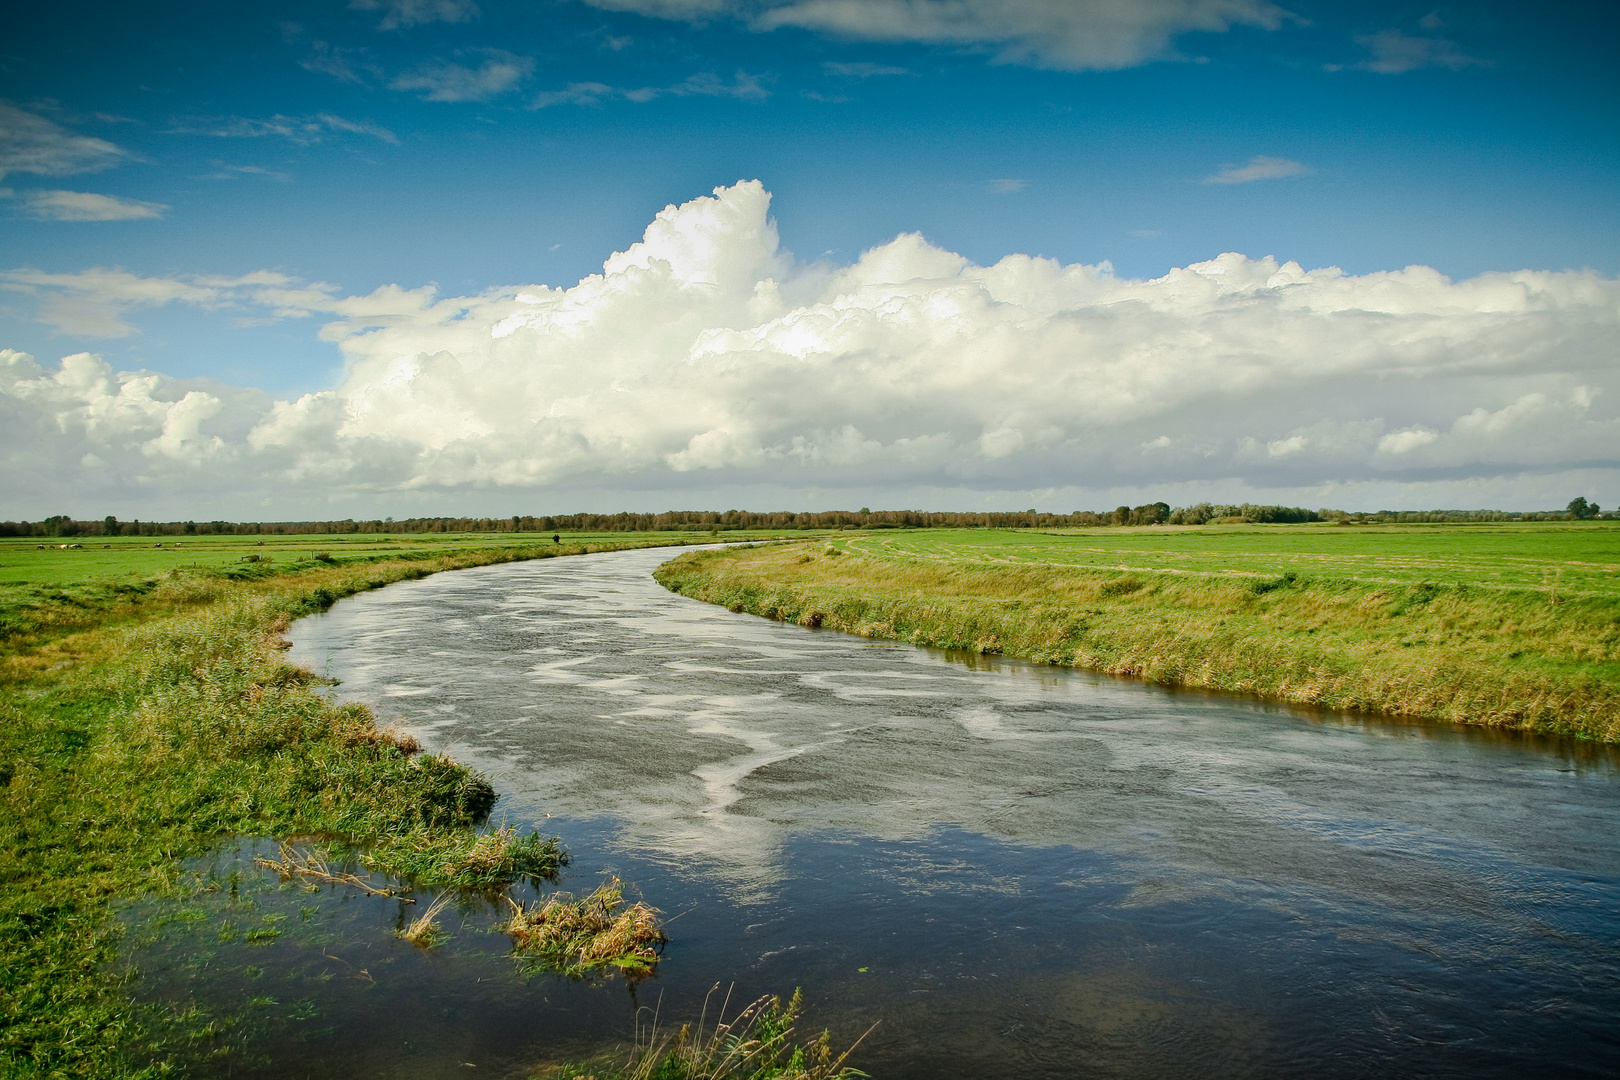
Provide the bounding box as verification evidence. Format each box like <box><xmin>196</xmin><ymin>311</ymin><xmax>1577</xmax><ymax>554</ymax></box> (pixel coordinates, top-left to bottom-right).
<box><xmin>655</xmin><ymin>542</ymin><xmax>1620</xmax><ymax>741</ymax></box>
<box><xmin>545</xmin><ymin>987</ymin><xmax>869</xmax><ymax>1080</ymax></box>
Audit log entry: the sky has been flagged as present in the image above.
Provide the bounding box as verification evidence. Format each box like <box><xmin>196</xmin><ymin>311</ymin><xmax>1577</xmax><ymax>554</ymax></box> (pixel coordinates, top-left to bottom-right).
<box><xmin>1</xmin><ymin>0</ymin><xmax>1617</xmax><ymax>520</ymax></box>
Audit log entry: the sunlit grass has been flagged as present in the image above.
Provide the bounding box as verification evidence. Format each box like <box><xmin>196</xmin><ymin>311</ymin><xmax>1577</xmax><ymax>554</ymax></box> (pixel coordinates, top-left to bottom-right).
<box><xmin>656</xmin><ymin>525</ymin><xmax>1620</xmax><ymax>741</ymax></box>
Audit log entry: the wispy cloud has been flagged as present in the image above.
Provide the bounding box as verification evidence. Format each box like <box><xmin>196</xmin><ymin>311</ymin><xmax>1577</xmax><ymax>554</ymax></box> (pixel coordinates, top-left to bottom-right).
<box><xmin>390</xmin><ymin>49</ymin><xmax>533</xmax><ymax>102</ymax></box>
<box><xmin>987</xmin><ymin>178</ymin><xmax>1026</xmax><ymax>194</ymax></box>
<box><xmin>300</xmin><ymin>41</ymin><xmax>371</xmax><ymax>85</ymax></box>
<box><xmin>350</xmin><ymin>0</ymin><xmax>478</xmax><ymax>30</ymax></box>
<box><xmin>822</xmin><ymin>61</ymin><xmax>910</xmax><ymax>78</ymax></box>
<box><xmin>531</xmin><ymin>70</ymin><xmax>768</xmax><ymax>108</ymax></box>
<box><xmin>0</xmin><ymin>267</ymin><xmax>346</xmax><ymax>338</ymax></box>
<box><xmin>1351</xmin><ymin>30</ymin><xmax>1486</xmax><ymax>74</ymax></box>
<box><xmin>1203</xmin><ymin>155</ymin><xmax>1311</xmax><ymax>185</ymax></box>
<box><xmin>583</xmin><ymin>0</ymin><xmax>1290</xmax><ymax>72</ymax></box>
<box><xmin>0</xmin><ymin>103</ymin><xmax>130</xmax><ymax>181</ymax></box>
<box><xmin>167</xmin><ymin>113</ymin><xmax>398</xmax><ymax>145</ymax></box>
<box><xmin>7</xmin><ymin>189</ymin><xmax>167</xmax><ymax>221</ymax></box>
<box><xmin>198</xmin><ymin>163</ymin><xmax>293</xmax><ymax>183</ymax></box>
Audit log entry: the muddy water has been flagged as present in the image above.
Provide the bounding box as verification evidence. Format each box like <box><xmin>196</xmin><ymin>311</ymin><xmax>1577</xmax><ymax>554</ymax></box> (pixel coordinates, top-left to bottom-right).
<box><xmin>265</xmin><ymin>544</ymin><xmax>1620</xmax><ymax>1078</ymax></box>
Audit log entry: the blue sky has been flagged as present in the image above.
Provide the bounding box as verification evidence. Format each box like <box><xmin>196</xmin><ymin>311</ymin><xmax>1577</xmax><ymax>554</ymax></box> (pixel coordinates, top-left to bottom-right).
<box><xmin>1</xmin><ymin>0</ymin><xmax>1617</xmax><ymax>517</ymax></box>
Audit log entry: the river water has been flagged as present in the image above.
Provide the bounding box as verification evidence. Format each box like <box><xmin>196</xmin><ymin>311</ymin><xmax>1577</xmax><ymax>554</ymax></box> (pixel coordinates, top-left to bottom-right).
<box><xmin>267</xmin><ymin>545</ymin><xmax>1620</xmax><ymax>1079</ymax></box>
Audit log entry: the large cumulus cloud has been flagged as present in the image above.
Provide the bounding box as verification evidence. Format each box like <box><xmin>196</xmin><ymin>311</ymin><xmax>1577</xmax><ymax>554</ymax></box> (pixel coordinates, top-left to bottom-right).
<box><xmin>3</xmin><ymin>180</ymin><xmax>1618</xmax><ymax>516</ymax></box>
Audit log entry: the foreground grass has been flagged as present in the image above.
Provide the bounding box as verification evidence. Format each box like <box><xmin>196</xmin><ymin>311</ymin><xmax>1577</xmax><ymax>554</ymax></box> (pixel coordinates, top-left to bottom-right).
<box><xmin>542</xmin><ymin>988</ymin><xmax>868</xmax><ymax>1080</ymax></box>
<box><xmin>0</xmin><ymin>535</ymin><xmax>760</xmax><ymax>1077</ymax></box>
<box><xmin>654</xmin><ymin>524</ymin><xmax>1620</xmax><ymax>741</ymax></box>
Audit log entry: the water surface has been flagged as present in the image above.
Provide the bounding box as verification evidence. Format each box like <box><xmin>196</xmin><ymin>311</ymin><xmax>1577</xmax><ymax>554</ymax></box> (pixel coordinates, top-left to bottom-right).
<box><xmin>267</xmin><ymin>544</ymin><xmax>1620</xmax><ymax>1079</ymax></box>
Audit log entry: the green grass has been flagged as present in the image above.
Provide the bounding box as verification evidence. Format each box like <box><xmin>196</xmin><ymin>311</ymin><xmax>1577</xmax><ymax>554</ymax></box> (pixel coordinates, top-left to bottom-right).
<box><xmin>0</xmin><ymin>530</ymin><xmax>816</xmax><ymax>1077</ymax></box>
<box><xmin>0</xmin><ymin>531</ymin><xmax>761</xmax><ymax>588</ymax></box>
<box><xmin>836</xmin><ymin>521</ymin><xmax>1620</xmax><ymax>594</ymax></box>
<box><xmin>654</xmin><ymin>522</ymin><xmax>1620</xmax><ymax>741</ymax></box>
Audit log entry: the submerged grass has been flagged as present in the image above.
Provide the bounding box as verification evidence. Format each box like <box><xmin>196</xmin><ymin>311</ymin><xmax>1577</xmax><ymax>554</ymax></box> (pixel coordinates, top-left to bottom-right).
<box><xmin>655</xmin><ymin>526</ymin><xmax>1620</xmax><ymax>741</ymax></box>
<box><xmin>398</xmin><ymin>892</ymin><xmax>456</xmax><ymax>948</ymax></box>
<box><xmin>542</xmin><ymin>987</ymin><xmax>869</xmax><ymax>1080</ymax></box>
<box><xmin>0</xmin><ymin>535</ymin><xmax>725</xmax><ymax>1077</ymax></box>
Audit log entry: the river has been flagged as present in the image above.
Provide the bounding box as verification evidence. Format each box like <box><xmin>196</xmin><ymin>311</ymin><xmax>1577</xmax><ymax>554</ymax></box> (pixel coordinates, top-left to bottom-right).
<box><xmin>264</xmin><ymin>544</ymin><xmax>1620</xmax><ymax>1078</ymax></box>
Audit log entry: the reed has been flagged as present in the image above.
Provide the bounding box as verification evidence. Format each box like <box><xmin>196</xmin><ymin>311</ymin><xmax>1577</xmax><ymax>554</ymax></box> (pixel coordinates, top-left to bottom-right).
<box><xmin>545</xmin><ymin>986</ymin><xmax>870</xmax><ymax>1080</ymax></box>
<box><xmin>399</xmin><ymin>892</ymin><xmax>456</xmax><ymax>948</ymax></box>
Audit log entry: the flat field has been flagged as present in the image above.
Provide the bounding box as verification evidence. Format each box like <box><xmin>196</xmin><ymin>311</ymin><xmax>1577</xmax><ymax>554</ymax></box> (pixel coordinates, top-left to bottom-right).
<box><xmin>0</xmin><ymin>530</ymin><xmax>793</xmax><ymax>646</ymax></box>
<box><xmin>0</xmin><ymin>530</ymin><xmax>745</xmax><ymax>587</ymax></box>
<box><xmin>838</xmin><ymin>521</ymin><xmax>1620</xmax><ymax>595</ymax></box>
<box><xmin>655</xmin><ymin>522</ymin><xmax>1620</xmax><ymax>741</ymax></box>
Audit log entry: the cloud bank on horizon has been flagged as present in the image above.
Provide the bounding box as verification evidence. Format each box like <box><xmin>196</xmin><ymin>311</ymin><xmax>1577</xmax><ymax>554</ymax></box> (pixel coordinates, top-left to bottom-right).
<box><xmin>3</xmin><ymin>180</ymin><xmax>1617</xmax><ymax>517</ymax></box>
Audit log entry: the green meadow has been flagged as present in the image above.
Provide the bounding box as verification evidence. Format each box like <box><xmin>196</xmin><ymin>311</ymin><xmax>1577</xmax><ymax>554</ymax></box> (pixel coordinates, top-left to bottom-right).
<box><xmin>655</xmin><ymin>521</ymin><xmax>1620</xmax><ymax>741</ymax></box>
<box><xmin>0</xmin><ymin>531</ymin><xmax>676</xmax><ymax>587</ymax></box>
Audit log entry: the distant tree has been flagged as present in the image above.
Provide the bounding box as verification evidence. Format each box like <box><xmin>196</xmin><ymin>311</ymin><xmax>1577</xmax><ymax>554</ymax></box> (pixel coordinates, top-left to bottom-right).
<box><xmin>1568</xmin><ymin>497</ymin><xmax>1600</xmax><ymax>519</ymax></box>
<box><xmin>1112</xmin><ymin>505</ymin><xmax>1131</xmax><ymax>526</ymax></box>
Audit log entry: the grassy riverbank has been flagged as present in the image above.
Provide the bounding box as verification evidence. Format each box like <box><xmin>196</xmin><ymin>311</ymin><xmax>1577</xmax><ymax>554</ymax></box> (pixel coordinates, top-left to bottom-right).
<box><xmin>654</xmin><ymin>523</ymin><xmax>1620</xmax><ymax>741</ymax></box>
<box><xmin>0</xmin><ymin>532</ymin><xmax>804</xmax><ymax>1077</ymax></box>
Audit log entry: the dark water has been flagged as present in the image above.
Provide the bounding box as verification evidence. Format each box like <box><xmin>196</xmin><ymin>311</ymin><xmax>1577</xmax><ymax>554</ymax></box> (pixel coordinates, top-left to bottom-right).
<box><xmin>167</xmin><ymin>544</ymin><xmax>1620</xmax><ymax>1078</ymax></box>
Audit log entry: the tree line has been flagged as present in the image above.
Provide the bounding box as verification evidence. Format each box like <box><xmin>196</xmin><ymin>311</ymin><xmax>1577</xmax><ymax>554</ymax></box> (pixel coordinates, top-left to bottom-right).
<box><xmin>0</xmin><ymin>501</ymin><xmax>1605</xmax><ymax>538</ymax></box>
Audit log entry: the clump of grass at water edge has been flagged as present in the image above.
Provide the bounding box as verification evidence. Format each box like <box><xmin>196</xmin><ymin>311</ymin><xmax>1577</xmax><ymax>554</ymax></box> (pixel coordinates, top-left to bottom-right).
<box><xmin>540</xmin><ymin>987</ymin><xmax>870</xmax><ymax>1080</ymax></box>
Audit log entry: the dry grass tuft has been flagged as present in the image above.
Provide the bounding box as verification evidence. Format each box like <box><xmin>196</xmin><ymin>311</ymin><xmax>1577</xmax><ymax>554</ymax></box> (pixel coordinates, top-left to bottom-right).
<box><xmin>399</xmin><ymin>892</ymin><xmax>454</xmax><ymax>947</ymax></box>
<box><xmin>543</xmin><ymin>985</ymin><xmax>871</xmax><ymax>1080</ymax></box>
<box><xmin>256</xmin><ymin>842</ymin><xmax>407</xmax><ymax>899</ymax></box>
<box><xmin>504</xmin><ymin>877</ymin><xmax>666</xmax><ymax>976</ymax></box>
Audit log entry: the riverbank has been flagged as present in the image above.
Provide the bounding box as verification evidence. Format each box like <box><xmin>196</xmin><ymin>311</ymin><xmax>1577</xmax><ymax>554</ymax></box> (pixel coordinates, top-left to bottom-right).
<box><xmin>653</xmin><ymin>525</ymin><xmax>1620</xmax><ymax>741</ymax></box>
<box><xmin>0</xmin><ymin>536</ymin><xmax>743</xmax><ymax>1076</ymax></box>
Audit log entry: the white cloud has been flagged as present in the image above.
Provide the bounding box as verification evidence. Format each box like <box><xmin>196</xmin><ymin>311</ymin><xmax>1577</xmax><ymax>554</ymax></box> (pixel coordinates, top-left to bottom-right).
<box><xmin>1266</xmin><ymin>435</ymin><xmax>1307</xmax><ymax>457</ymax></box>
<box><xmin>0</xmin><ymin>103</ymin><xmax>129</xmax><ymax>181</ymax></box>
<box><xmin>3</xmin><ymin>181</ymin><xmax>1618</xmax><ymax>515</ymax></box>
<box><xmin>168</xmin><ymin>113</ymin><xmax>398</xmax><ymax>145</ymax></box>
<box><xmin>11</xmin><ymin>189</ymin><xmax>167</xmax><ymax>221</ymax></box>
<box><xmin>1377</xmin><ymin>428</ymin><xmax>1438</xmax><ymax>455</ymax></box>
<box><xmin>987</xmin><ymin>178</ymin><xmax>1026</xmax><ymax>193</ymax></box>
<box><xmin>1204</xmin><ymin>155</ymin><xmax>1311</xmax><ymax>184</ymax></box>
<box><xmin>1353</xmin><ymin>30</ymin><xmax>1485</xmax><ymax>74</ymax></box>
<box><xmin>351</xmin><ymin>0</ymin><xmax>479</xmax><ymax>29</ymax></box>
<box><xmin>582</xmin><ymin>0</ymin><xmax>1289</xmax><ymax>71</ymax></box>
<box><xmin>531</xmin><ymin>71</ymin><xmax>768</xmax><ymax>107</ymax></box>
<box><xmin>391</xmin><ymin>50</ymin><xmax>534</xmax><ymax>102</ymax></box>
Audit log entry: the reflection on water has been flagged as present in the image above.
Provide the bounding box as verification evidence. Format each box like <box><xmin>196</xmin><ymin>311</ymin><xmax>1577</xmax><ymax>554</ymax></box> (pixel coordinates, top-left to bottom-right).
<box><xmin>262</xmin><ymin>545</ymin><xmax>1620</xmax><ymax>1077</ymax></box>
